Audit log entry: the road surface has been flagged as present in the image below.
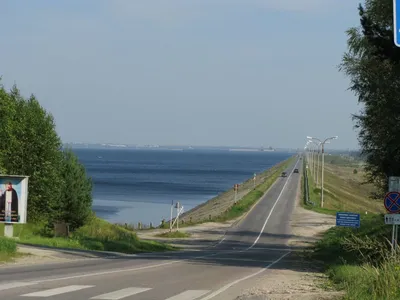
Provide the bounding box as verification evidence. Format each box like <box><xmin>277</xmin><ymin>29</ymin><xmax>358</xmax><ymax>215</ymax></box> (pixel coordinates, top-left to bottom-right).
<box><xmin>0</xmin><ymin>157</ymin><xmax>302</xmax><ymax>300</ymax></box>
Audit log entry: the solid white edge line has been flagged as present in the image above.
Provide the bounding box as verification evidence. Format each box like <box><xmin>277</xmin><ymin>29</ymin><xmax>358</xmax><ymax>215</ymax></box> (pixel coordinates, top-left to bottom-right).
<box><xmin>199</xmin><ymin>251</ymin><xmax>291</xmax><ymax>300</ymax></box>
<box><xmin>247</xmin><ymin>159</ymin><xmax>299</xmax><ymax>250</ymax></box>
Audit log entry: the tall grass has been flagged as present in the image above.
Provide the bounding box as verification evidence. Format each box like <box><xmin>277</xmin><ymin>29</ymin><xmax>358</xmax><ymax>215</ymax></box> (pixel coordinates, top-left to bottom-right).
<box><xmin>314</xmin><ymin>214</ymin><xmax>400</xmax><ymax>299</ymax></box>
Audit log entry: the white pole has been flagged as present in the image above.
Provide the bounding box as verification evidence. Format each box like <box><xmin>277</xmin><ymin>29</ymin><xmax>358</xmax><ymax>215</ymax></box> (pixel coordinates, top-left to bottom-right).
<box><xmin>311</xmin><ymin>146</ymin><xmax>314</xmax><ymax>177</ymax></box>
<box><xmin>313</xmin><ymin>145</ymin><xmax>317</xmax><ymax>179</ymax></box>
<box><xmin>392</xmin><ymin>224</ymin><xmax>396</xmax><ymax>253</ymax></box>
<box><xmin>316</xmin><ymin>146</ymin><xmax>320</xmax><ymax>186</ymax></box>
<box><xmin>321</xmin><ymin>143</ymin><xmax>325</xmax><ymax>208</ymax></box>
<box><xmin>176</xmin><ymin>202</ymin><xmax>179</xmax><ymax>231</ymax></box>
<box><xmin>170</xmin><ymin>201</ymin><xmax>173</xmax><ymax>232</ymax></box>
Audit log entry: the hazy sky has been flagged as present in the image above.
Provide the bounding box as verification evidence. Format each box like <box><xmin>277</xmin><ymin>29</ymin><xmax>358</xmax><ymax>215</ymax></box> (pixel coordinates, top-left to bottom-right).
<box><xmin>1</xmin><ymin>0</ymin><xmax>362</xmax><ymax>149</ymax></box>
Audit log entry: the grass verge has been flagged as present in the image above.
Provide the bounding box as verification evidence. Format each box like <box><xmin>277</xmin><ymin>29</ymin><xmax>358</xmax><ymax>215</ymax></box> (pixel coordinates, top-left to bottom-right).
<box><xmin>303</xmin><ymin>155</ymin><xmax>396</xmax><ymax>299</ymax></box>
<box><xmin>0</xmin><ymin>236</ymin><xmax>18</xmax><ymax>262</ymax></box>
<box><xmin>155</xmin><ymin>231</ymin><xmax>191</xmax><ymax>238</ymax></box>
<box><xmin>211</xmin><ymin>156</ymin><xmax>296</xmax><ymax>223</ymax></box>
<box><xmin>0</xmin><ymin>217</ymin><xmax>176</xmax><ymax>254</ymax></box>
<box><xmin>170</xmin><ymin>155</ymin><xmax>297</xmax><ymax>227</ymax></box>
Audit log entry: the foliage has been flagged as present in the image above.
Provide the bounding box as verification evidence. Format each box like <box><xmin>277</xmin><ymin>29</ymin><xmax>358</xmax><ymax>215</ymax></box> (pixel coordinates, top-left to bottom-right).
<box><xmin>0</xmin><ymin>83</ymin><xmax>64</xmax><ymax>222</ymax></box>
<box><xmin>0</xmin><ymin>237</ymin><xmax>17</xmax><ymax>254</ymax></box>
<box><xmin>58</xmin><ymin>148</ymin><xmax>93</xmax><ymax>230</ymax></box>
<box><xmin>0</xmin><ymin>81</ymin><xmax>93</xmax><ymax>229</ymax></box>
<box><xmin>339</xmin><ymin>0</ymin><xmax>400</xmax><ymax>198</ymax></box>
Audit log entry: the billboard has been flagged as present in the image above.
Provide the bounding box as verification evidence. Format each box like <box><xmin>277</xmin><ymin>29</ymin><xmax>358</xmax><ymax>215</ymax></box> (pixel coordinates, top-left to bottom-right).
<box><xmin>0</xmin><ymin>175</ymin><xmax>28</xmax><ymax>224</ymax></box>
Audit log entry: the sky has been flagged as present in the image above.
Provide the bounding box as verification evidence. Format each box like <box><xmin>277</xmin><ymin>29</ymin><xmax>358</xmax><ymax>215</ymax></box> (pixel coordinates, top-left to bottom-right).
<box><xmin>1</xmin><ymin>0</ymin><xmax>363</xmax><ymax>150</ymax></box>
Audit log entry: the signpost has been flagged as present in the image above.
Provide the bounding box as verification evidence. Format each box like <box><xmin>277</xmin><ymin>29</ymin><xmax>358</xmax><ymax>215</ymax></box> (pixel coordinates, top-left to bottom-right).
<box><xmin>384</xmin><ymin>191</ymin><xmax>400</xmax><ymax>213</ymax></box>
<box><xmin>394</xmin><ymin>0</ymin><xmax>400</xmax><ymax>47</ymax></box>
<box><xmin>384</xmin><ymin>177</ymin><xmax>400</xmax><ymax>251</ymax></box>
<box><xmin>253</xmin><ymin>173</ymin><xmax>256</xmax><ymax>189</ymax></box>
<box><xmin>336</xmin><ymin>212</ymin><xmax>360</xmax><ymax>228</ymax></box>
<box><xmin>233</xmin><ymin>184</ymin><xmax>239</xmax><ymax>204</ymax></box>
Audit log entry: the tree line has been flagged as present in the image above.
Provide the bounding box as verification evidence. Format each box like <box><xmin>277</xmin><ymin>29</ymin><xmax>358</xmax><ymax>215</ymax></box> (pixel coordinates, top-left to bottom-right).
<box><xmin>0</xmin><ymin>81</ymin><xmax>92</xmax><ymax>229</ymax></box>
<box><xmin>340</xmin><ymin>0</ymin><xmax>400</xmax><ymax>197</ymax></box>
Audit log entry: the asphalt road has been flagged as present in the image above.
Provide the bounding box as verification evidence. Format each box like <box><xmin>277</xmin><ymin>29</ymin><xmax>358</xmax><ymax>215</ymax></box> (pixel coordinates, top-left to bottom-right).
<box><xmin>0</xmin><ymin>157</ymin><xmax>302</xmax><ymax>300</ymax></box>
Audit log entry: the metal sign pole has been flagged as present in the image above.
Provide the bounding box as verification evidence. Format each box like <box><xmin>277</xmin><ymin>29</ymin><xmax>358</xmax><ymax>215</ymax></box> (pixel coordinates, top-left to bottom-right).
<box><xmin>169</xmin><ymin>200</ymin><xmax>174</xmax><ymax>232</ymax></box>
<box><xmin>176</xmin><ymin>202</ymin><xmax>180</xmax><ymax>231</ymax></box>
<box><xmin>392</xmin><ymin>224</ymin><xmax>396</xmax><ymax>253</ymax></box>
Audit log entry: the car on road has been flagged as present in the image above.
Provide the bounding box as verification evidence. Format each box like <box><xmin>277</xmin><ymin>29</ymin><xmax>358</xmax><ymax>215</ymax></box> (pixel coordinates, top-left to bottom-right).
<box><xmin>293</xmin><ymin>168</ymin><xmax>299</xmax><ymax>173</ymax></box>
<box><xmin>281</xmin><ymin>171</ymin><xmax>287</xmax><ymax>177</ymax></box>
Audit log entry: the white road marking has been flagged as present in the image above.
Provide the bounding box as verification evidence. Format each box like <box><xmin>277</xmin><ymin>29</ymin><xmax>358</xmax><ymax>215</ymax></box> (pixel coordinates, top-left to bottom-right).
<box><xmin>199</xmin><ymin>251</ymin><xmax>291</xmax><ymax>300</ymax></box>
<box><xmin>248</xmin><ymin>247</ymin><xmax>293</xmax><ymax>251</ymax></box>
<box><xmin>165</xmin><ymin>290</ymin><xmax>211</xmax><ymax>300</ymax></box>
<box><xmin>91</xmin><ymin>287</ymin><xmax>151</xmax><ymax>299</ymax></box>
<box><xmin>9</xmin><ymin>252</ymin><xmax>221</xmax><ymax>286</ymax></box>
<box><xmin>0</xmin><ymin>281</ymin><xmax>38</xmax><ymax>291</ymax></box>
<box><xmin>247</xmin><ymin>160</ymin><xmax>299</xmax><ymax>250</ymax></box>
<box><xmin>215</xmin><ymin>237</ymin><xmax>226</xmax><ymax>246</ymax></box>
<box><xmin>194</xmin><ymin>257</ymin><xmax>275</xmax><ymax>263</ymax></box>
<box><xmin>21</xmin><ymin>285</ymin><xmax>94</xmax><ymax>297</ymax></box>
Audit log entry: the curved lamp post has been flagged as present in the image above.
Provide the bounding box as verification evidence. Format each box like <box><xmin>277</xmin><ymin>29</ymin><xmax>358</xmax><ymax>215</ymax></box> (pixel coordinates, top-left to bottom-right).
<box><xmin>306</xmin><ymin>136</ymin><xmax>338</xmax><ymax>208</ymax></box>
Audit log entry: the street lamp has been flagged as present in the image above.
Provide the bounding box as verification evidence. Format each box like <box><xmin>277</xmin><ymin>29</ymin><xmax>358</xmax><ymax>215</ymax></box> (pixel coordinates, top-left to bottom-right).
<box><xmin>307</xmin><ymin>140</ymin><xmax>331</xmax><ymax>186</ymax></box>
<box><xmin>307</xmin><ymin>140</ymin><xmax>319</xmax><ymax>179</ymax></box>
<box><xmin>304</xmin><ymin>140</ymin><xmax>312</xmax><ymax>167</ymax></box>
<box><xmin>307</xmin><ymin>135</ymin><xmax>338</xmax><ymax>208</ymax></box>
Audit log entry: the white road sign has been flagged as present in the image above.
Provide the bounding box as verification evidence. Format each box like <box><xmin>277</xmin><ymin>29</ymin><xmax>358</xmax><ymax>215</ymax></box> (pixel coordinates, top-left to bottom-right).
<box><xmin>389</xmin><ymin>176</ymin><xmax>400</xmax><ymax>193</ymax></box>
<box><xmin>385</xmin><ymin>214</ymin><xmax>400</xmax><ymax>225</ymax></box>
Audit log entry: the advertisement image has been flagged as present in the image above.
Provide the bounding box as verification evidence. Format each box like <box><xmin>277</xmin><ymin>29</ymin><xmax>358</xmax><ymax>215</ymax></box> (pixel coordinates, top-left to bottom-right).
<box><xmin>0</xmin><ymin>175</ymin><xmax>28</xmax><ymax>224</ymax></box>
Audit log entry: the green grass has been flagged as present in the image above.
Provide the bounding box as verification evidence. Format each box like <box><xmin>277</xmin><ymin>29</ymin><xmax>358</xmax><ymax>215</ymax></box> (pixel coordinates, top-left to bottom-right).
<box><xmin>159</xmin><ymin>156</ymin><xmax>297</xmax><ymax>228</ymax></box>
<box><xmin>155</xmin><ymin>231</ymin><xmax>191</xmax><ymax>238</ymax></box>
<box><xmin>302</xmin><ymin>157</ymin><xmax>383</xmax><ymax>215</ymax></box>
<box><xmin>213</xmin><ymin>156</ymin><xmax>296</xmax><ymax>222</ymax></box>
<box><xmin>313</xmin><ymin>213</ymin><xmax>400</xmax><ymax>299</ymax></box>
<box><xmin>0</xmin><ymin>217</ymin><xmax>176</xmax><ymax>254</ymax></box>
<box><xmin>304</xmin><ymin>157</ymin><xmax>398</xmax><ymax>299</ymax></box>
<box><xmin>0</xmin><ymin>236</ymin><xmax>18</xmax><ymax>262</ymax></box>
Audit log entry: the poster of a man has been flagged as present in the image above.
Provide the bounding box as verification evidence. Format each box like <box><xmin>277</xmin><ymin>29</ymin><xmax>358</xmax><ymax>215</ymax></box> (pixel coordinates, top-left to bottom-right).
<box><xmin>0</xmin><ymin>182</ymin><xmax>19</xmax><ymax>222</ymax></box>
<box><xmin>0</xmin><ymin>176</ymin><xmax>28</xmax><ymax>224</ymax></box>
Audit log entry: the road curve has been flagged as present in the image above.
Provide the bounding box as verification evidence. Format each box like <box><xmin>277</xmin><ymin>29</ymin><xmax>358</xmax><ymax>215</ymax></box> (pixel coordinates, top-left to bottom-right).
<box><xmin>0</xmin><ymin>157</ymin><xmax>302</xmax><ymax>300</ymax></box>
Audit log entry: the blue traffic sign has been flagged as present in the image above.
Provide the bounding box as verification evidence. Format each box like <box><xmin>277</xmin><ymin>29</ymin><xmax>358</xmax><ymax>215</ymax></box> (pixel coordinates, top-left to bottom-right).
<box><xmin>384</xmin><ymin>191</ymin><xmax>400</xmax><ymax>213</ymax></box>
<box><xmin>336</xmin><ymin>212</ymin><xmax>360</xmax><ymax>228</ymax></box>
<box><xmin>394</xmin><ymin>0</ymin><xmax>400</xmax><ymax>47</ymax></box>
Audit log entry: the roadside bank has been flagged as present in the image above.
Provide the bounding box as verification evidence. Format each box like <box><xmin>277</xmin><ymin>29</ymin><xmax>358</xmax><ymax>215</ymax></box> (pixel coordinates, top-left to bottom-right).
<box><xmin>136</xmin><ymin>155</ymin><xmax>296</xmax><ymax>246</ymax></box>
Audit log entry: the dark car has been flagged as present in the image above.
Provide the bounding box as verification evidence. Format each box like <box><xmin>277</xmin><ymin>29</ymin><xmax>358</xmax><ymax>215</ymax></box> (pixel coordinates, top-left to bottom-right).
<box><xmin>293</xmin><ymin>168</ymin><xmax>299</xmax><ymax>173</ymax></box>
<box><xmin>281</xmin><ymin>172</ymin><xmax>287</xmax><ymax>177</ymax></box>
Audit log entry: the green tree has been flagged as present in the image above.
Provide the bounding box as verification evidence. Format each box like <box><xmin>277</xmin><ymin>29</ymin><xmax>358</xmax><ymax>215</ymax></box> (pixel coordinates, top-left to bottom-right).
<box><xmin>339</xmin><ymin>0</ymin><xmax>400</xmax><ymax>196</ymax></box>
<box><xmin>0</xmin><ymin>83</ymin><xmax>64</xmax><ymax>222</ymax></box>
<box><xmin>59</xmin><ymin>148</ymin><xmax>93</xmax><ymax>230</ymax></box>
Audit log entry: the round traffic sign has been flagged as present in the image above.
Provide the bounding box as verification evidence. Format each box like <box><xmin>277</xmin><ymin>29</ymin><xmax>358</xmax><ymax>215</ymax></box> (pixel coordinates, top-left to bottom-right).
<box><xmin>384</xmin><ymin>191</ymin><xmax>400</xmax><ymax>213</ymax></box>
